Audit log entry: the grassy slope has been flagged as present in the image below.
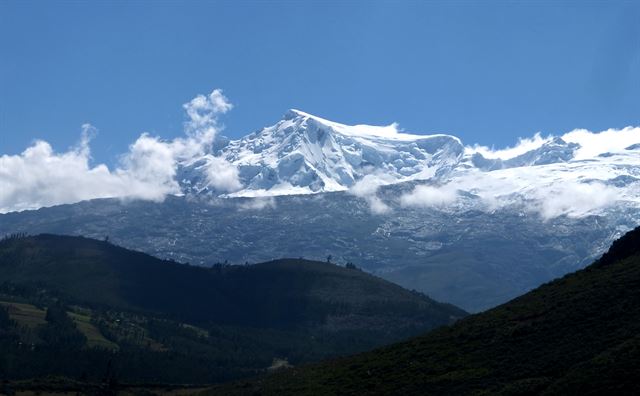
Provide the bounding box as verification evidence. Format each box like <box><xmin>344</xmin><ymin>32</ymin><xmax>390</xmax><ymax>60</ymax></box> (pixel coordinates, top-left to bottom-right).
<box><xmin>0</xmin><ymin>301</ymin><xmax>47</xmax><ymax>328</ymax></box>
<box><xmin>0</xmin><ymin>301</ymin><xmax>118</xmax><ymax>350</ymax></box>
<box><xmin>66</xmin><ymin>311</ymin><xmax>119</xmax><ymax>350</ymax></box>
<box><xmin>209</xmin><ymin>227</ymin><xmax>640</xmax><ymax>395</ymax></box>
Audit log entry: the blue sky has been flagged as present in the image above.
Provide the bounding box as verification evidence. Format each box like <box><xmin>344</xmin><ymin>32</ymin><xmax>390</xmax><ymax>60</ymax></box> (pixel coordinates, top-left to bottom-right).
<box><xmin>1</xmin><ymin>0</ymin><xmax>638</xmax><ymax>165</ymax></box>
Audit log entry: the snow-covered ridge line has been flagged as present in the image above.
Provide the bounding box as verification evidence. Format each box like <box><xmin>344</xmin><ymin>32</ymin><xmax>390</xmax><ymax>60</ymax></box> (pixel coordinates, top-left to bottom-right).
<box><xmin>285</xmin><ymin>109</ymin><xmax>461</xmax><ymax>143</ymax></box>
<box><xmin>191</xmin><ymin>110</ymin><xmax>640</xmax><ymax>202</ymax></box>
<box><xmin>188</xmin><ymin>109</ymin><xmax>465</xmax><ymax>197</ymax></box>
<box><xmin>193</xmin><ymin>111</ymin><xmax>640</xmax><ymax>220</ymax></box>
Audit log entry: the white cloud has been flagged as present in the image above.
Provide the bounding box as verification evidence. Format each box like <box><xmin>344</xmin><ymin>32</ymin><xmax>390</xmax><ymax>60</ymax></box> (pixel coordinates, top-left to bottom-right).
<box><xmin>349</xmin><ymin>174</ymin><xmax>393</xmax><ymax>214</ymax></box>
<box><xmin>528</xmin><ymin>181</ymin><xmax>620</xmax><ymax>220</ymax></box>
<box><xmin>399</xmin><ymin>168</ymin><xmax>624</xmax><ymax>219</ymax></box>
<box><xmin>561</xmin><ymin>127</ymin><xmax>640</xmax><ymax>160</ymax></box>
<box><xmin>201</xmin><ymin>155</ymin><xmax>243</xmax><ymax>192</ymax></box>
<box><xmin>466</xmin><ymin>126</ymin><xmax>640</xmax><ymax>161</ymax></box>
<box><xmin>466</xmin><ymin>133</ymin><xmax>551</xmax><ymax>160</ymax></box>
<box><xmin>400</xmin><ymin>184</ymin><xmax>458</xmax><ymax>208</ymax></box>
<box><xmin>0</xmin><ymin>88</ymin><xmax>241</xmax><ymax>213</ymax></box>
<box><xmin>2</xmin><ymin>98</ymin><xmax>637</xmax><ymax>220</ymax></box>
<box><xmin>119</xmin><ymin>133</ymin><xmax>181</xmax><ymax>192</ymax></box>
<box><xmin>183</xmin><ymin>89</ymin><xmax>233</xmax><ymax>144</ymax></box>
<box><xmin>237</xmin><ymin>197</ymin><xmax>276</xmax><ymax>211</ymax></box>
<box><xmin>0</xmin><ymin>133</ymin><xmax>177</xmax><ymax>213</ymax></box>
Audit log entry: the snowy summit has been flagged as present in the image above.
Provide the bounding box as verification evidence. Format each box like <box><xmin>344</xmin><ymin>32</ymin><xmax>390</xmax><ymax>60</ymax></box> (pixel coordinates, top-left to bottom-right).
<box><xmin>181</xmin><ymin>109</ymin><xmax>465</xmax><ymax>197</ymax></box>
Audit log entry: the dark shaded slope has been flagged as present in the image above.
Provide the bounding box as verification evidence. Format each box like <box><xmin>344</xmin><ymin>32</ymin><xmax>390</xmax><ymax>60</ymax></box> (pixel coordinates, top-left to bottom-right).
<box><xmin>595</xmin><ymin>225</ymin><xmax>640</xmax><ymax>266</ymax></box>
<box><xmin>0</xmin><ymin>234</ymin><xmax>466</xmax><ymax>385</ymax></box>
<box><xmin>0</xmin><ymin>234</ymin><xmax>465</xmax><ymax>331</ymax></box>
<box><xmin>211</xmin><ymin>227</ymin><xmax>640</xmax><ymax>395</ymax></box>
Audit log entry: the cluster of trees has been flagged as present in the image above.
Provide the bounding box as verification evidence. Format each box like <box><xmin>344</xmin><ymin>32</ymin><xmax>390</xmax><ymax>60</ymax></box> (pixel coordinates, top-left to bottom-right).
<box><xmin>38</xmin><ymin>305</ymin><xmax>87</xmax><ymax>349</ymax></box>
<box><xmin>0</xmin><ymin>233</ymin><xmax>29</xmax><ymax>242</ymax></box>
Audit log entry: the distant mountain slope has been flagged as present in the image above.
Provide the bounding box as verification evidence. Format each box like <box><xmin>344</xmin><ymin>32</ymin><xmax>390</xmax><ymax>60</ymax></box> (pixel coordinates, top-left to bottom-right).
<box><xmin>211</xmin><ymin>226</ymin><xmax>640</xmax><ymax>395</ymax></box>
<box><xmin>0</xmin><ymin>233</ymin><xmax>464</xmax><ymax>333</ymax></box>
<box><xmin>1</xmin><ymin>114</ymin><xmax>638</xmax><ymax>314</ymax></box>
<box><xmin>2</xmin><ymin>113</ymin><xmax>639</xmax><ymax>315</ymax></box>
<box><xmin>1</xmin><ymin>194</ymin><xmax>633</xmax><ymax>313</ymax></box>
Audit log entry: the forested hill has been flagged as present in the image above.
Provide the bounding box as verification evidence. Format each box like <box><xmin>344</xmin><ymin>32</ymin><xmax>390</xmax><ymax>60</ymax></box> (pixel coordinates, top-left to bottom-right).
<box><xmin>0</xmin><ymin>233</ymin><xmax>466</xmax><ymax>388</ymax></box>
<box><xmin>210</xmin><ymin>226</ymin><xmax>640</xmax><ymax>395</ymax></box>
<box><xmin>0</xmin><ymin>233</ymin><xmax>465</xmax><ymax>330</ymax></box>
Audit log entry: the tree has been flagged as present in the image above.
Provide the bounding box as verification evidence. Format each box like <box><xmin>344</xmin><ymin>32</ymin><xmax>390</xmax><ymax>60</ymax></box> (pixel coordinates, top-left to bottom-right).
<box><xmin>0</xmin><ymin>305</ymin><xmax>11</xmax><ymax>329</ymax></box>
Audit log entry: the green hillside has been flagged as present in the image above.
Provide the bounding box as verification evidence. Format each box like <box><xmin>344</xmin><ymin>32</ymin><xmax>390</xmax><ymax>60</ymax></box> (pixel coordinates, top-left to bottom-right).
<box><xmin>0</xmin><ymin>234</ymin><xmax>465</xmax><ymax>387</ymax></box>
<box><xmin>209</xmin><ymin>226</ymin><xmax>640</xmax><ymax>395</ymax></box>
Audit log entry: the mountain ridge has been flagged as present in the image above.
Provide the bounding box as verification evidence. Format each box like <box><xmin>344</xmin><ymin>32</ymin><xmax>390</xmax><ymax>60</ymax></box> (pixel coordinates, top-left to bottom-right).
<box><xmin>208</xmin><ymin>109</ymin><xmax>464</xmax><ymax>197</ymax></box>
<box><xmin>171</xmin><ymin>111</ymin><xmax>640</xmax><ymax>214</ymax></box>
<box><xmin>0</xmin><ymin>233</ymin><xmax>466</xmax><ymax>329</ymax></box>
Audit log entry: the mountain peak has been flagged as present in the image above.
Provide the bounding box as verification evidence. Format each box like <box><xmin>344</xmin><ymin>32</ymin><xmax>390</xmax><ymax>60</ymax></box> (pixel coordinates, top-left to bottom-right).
<box><xmin>282</xmin><ymin>109</ymin><xmax>344</xmax><ymax>132</ymax></box>
<box><xmin>215</xmin><ymin>110</ymin><xmax>465</xmax><ymax>197</ymax></box>
<box><xmin>283</xmin><ymin>108</ymin><xmax>316</xmax><ymax>120</ymax></box>
<box><xmin>173</xmin><ymin>109</ymin><xmax>467</xmax><ymax>197</ymax></box>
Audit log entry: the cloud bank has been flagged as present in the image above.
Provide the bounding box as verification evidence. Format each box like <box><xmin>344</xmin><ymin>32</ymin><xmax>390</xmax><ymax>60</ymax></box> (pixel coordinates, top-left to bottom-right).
<box><xmin>385</xmin><ymin>127</ymin><xmax>640</xmax><ymax>219</ymax></box>
<box><xmin>397</xmin><ymin>173</ymin><xmax>624</xmax><ymax>220</ymax></box>
<box><xmin>0</xmin><ymin>89</ymin><xmax>241</xmax><ymax>213</ymax></box>
<box><xmin>466</xmin><ymin>126</ymin><xmax>640</xmax><ymax>161</ymax></box>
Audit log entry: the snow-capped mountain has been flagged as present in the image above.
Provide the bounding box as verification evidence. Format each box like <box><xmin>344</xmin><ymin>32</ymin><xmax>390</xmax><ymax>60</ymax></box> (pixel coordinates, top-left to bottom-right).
<box><xmin>180</xmin><ymin>109</ymin><xmax>464</xmax><ymax>197</ymax></box>
<box><xmin>2</xmin><ymin>109</ymin><xmax>638</xmax><ymax>311</ymax></box>
<box><xmin>469</xmin><ymin>137</ymin><xmax>580</xmax><ymax>171</ymax></box>
<box><xmin>176</xmin><ymin>110</ymin><xmax>640</xmax><ymax>220</ymax></box>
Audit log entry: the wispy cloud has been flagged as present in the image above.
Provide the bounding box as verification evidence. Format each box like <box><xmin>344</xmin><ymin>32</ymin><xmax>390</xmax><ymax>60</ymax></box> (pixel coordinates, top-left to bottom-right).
<box><xmin>0</xmin><ymin>89</ymin><xmax>241</xmax><ymax>213</ymax></box>
<box><xmin>466</xmin><ymin>133</ymin><xmax>551</xmax><ymax>160</ymax></box>
<box><xmin>237</xmin><ymin>197</ymin><xmax>277</xmax><ymax>211</ymax></box>
<box><xmin>400</xmin><ymin>184</ymin><xmax>458</xmax><ymax>209</ymax></box>
<box><xmin>527</xmin><ymin>181</ymin><xmax>620</xmax><ymax>220</ymax></box>
<box><xmin>398</xmin><ymin>175</ymin><xmax>624</xmax><ymax>220</ymax></box>
<box><xmin>349</xmin><ymin>174</ymin><xmax>393</xmax><ymax>214</ymax></box>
